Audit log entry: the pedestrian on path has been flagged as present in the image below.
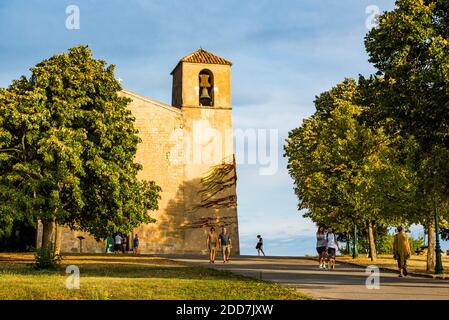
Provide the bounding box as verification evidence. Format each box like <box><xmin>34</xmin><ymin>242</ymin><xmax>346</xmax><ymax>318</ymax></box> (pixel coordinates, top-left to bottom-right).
<box><xmin>122</xmin><ymin>236</ymin><xmax>127</xmax><ymax>253</ymax></box>
<box><xmin>114</xmin><ymin>234</ymin><xmax>122</xmax><ymax>254</ymax></box>
<box><xmin>106</xmin><ymin>236</ymin><xmax>114</xmax><ymax>253</ymax></box>
<box><xmin>133</xmin><ymin>234</ymin><xmax>139</xmax><ymax>255</ymax></box>
<box><xmin>316</xmin><ymin>226</ymin><xmax>327</xmax><ymax>269</ymax></box>
<box><xmin>326</xmin><ymin>227</ymin><xmax>339</xmax><ymax>270</ymax></box>
<box><xmin>393</xmin><ymin>226</ymin><xmax>411</xmax><ymax>277</ymax></box>
<box><xmin>256</xmin><ymin>235</ymin><xmax>265</xmax><ymax>256</ymax></box>
<box><xmin>207</xmin><ymin>227</ymin><xmax>219</xmax><ymax>263</ymax></box>
<box><xmin>219</xmin><ymin>227</ymin><xmax>232</xmax><ymax>263</ymax></box>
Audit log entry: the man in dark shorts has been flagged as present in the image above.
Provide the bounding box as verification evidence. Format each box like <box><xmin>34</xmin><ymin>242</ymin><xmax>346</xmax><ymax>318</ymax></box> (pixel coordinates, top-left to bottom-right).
<box><xmin>219</xmin><ymin>227</ymin><xmax>232</xmax><ymax>263</ymax></box>
<box><xmin>114</xmin><ymin>234</ymin><xmax>122</xmax><ymax>254</ymax></box>
<box><xmin>326</xmin><ymin>228</ymin><xmax>339</xmax><ymax>270</ymax></box>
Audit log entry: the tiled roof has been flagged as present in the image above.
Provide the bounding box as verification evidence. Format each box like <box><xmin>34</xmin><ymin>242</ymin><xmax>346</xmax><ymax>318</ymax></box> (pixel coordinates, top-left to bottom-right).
<box><xmin>171</xmin><ymin>48</ymin><xmax>232</xmax><ymax>74</ymax></box>
<box><xmin>180</xmin><ymin>48</ymin><xmax>232</xmax><ymax>66</ymax></box>
<box><xmin>170</xmin><ymin>49</ymin><xmax>232</xmax><ymax>74</ymax></box>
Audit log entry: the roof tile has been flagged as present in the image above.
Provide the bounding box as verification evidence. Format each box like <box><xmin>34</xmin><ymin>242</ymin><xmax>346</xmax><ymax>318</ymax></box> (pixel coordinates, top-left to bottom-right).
<box><xmin>180</xmin><ymin>48</ymin><xmax>232</xmax><ymax>66</ymax></box>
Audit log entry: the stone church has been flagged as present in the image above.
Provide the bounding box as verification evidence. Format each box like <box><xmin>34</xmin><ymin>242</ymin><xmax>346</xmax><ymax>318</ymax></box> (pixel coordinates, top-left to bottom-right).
<box><xmin>53</xmin><ymin>49</ymin><xmax>240</xmax><ymax>254</ymax></box>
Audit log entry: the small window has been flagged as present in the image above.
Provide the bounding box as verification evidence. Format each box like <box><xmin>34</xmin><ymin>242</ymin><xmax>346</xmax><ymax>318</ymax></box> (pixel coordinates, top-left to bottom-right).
<box><xmin>199</xmin><ymin>69</ymin><xmax>214</xmax><ymax>106</ymax></box>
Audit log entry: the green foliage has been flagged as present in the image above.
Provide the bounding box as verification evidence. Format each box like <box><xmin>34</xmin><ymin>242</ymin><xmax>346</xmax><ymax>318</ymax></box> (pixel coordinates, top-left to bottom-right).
<box><xmin>409</xmin><ymin>236</ymin><xmax>426</xmax><ymax>254</ymax></box>
<box><xmin>32</xmin><ymin>247</ymin><xmax>63</xmax><ymax>270</ymax></box>
<box><xmin>284</xmin><ymin>79</ymin><xmax>412</xmax><ymax>235</ymax></box>
<box><xmin>376</xmin><ymin>233</ymin><xmax>395</xmax><ymax>254</ymax></box>
<box><xmin>0</xmin><ymin>46</ymin><xmax>161</xmax><ymax>240</ymax></box>
<box><xmin>377</xmin><ymin>233</ymin><xmax>425</xmax><ymax>255</ymax></box>
<box><xmin>364</xmin><ymin>0</ymin><xmax>449</xmax><ymax>224</ymax></box>
<box><xmin>285</xmin><ymin>2</ymin><xmax>449</xmax><ymax>263</ymax></box>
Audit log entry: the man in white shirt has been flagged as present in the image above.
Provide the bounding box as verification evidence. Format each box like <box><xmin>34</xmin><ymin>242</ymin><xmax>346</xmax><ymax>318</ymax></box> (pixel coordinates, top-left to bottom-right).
<box><xmin>326</xmin><ymin>227</ymin><xmax>340</xmax><ymax>270</ymax></box>
<box><xmin>114</xmin><ymin>234</ymin><xmax>122</xmax><ymax>254</ymax></box>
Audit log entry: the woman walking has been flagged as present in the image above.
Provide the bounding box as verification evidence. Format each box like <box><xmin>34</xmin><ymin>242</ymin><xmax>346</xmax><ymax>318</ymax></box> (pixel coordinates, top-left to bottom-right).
<box><xmin>316</xmin><ymin>226</ymin><xmax>327</xmax><ymax>269</ymax></box>
<box><xmin>256</xmin><ymin>235</ymin><xmax>265</xmax><ymax>256</ymax></box>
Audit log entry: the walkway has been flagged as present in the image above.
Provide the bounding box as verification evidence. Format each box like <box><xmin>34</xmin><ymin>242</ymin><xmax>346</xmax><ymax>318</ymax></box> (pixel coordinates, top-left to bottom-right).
<box><xmin>170</xmin><ymin>255</ymin><xmax>449</xmax><ymax>300</ymax></box>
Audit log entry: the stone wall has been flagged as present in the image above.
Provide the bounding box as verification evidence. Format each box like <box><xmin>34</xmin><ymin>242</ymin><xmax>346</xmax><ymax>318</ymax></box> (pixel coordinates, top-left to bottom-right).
<box><xmin>60</xmin><ymin>90</ymin><xmax>185</xmax><ymax>254</ymax></box>
<box><xmin>60</xmin><ymin>60</ymin><xmax>240</xmax><ymax>255</ymax></box>
<box><xmin>173</xmin><ymin>61</ymin><xmax>240</xmax><ymax>254</ymax></box>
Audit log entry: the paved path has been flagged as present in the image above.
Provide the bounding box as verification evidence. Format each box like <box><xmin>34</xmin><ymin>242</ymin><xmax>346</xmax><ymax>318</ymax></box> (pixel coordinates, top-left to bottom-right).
<box><xmin>170</xmin><ymin>255</ymin><xmax>449</xmax><ymax>300</ymax></box>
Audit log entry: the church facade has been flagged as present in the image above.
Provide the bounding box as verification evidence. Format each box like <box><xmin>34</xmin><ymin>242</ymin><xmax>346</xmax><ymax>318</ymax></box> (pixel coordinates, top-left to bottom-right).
<box><xmin>54</xmin><ymin>49</ymin><xmax>240</xmax><ymax>254</ymax></box>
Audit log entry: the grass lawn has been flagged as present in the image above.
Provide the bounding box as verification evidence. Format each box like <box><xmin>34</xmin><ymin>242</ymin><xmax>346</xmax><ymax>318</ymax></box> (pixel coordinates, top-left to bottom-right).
<box><xmin>337</xmin><ymin>254</ymin><xmax>449</xmax><ymax>277</ymax></box>
<box><xmin>0</xmin><ymin>253</ymin><xmax>312</xmax><ymax>300</ymax></box>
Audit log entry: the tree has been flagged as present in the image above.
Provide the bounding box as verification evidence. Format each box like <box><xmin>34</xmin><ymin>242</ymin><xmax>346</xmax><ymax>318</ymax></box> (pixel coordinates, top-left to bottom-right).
<box><xmin>0</xmin><ymin>46</ymin><xmax>161</xmax><ymax>251</ymax></box>
<box><xmin>285</xmin><ymin>79</ymin><xmax>413</xmax><ymax>261</ymax></box>
<box><xmin>364</xmin><ymin>0</ymin><xmax>449</xmax><ymax>270</ymax></box>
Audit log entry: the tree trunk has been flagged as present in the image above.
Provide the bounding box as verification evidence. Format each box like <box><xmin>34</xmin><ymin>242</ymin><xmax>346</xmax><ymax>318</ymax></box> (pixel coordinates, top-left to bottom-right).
<box><xmin>426</xmin><ymin>222</ymin><xmax>435</xmax><ymax>272</ymax></box>
<box><xmin>41</xmin><ymin>216</ymin><xmax>56</xmax><ymax>250</ymax></box>
<box><xmin>54</xmin><ymin>224</ymin><xmax>63</xmax><ymax>254</ymax></box>
<box><xmin>346</xmin><ymin>234</ymin><xmax>350</xmax><ymax>255</ymax></box>
<box><xmin>367</xmin><ymin>221</ymin><xmax>377</xmax><ymax>261</ymax></box>
<box><xmin>35</xmin><ymin>219</ymin><xmax>43</xmax><ymax>249</ymax></box>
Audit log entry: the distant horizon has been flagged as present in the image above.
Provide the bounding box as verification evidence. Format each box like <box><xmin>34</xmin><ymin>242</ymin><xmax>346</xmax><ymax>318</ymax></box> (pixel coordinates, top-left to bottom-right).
<box><xmin>239</xmin><ymin>224</ymin><xmax>449</xmax><ymax>257</ymax></box>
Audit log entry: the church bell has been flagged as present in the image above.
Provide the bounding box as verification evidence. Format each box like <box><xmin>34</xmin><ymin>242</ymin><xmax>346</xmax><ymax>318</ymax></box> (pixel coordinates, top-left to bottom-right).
<box><xmin>200</xmin><ymin>87</ymin><xmax>211</xmax><ymax>99</ymax></box>
<box><xmin>199</xmin><ymin>73</ymin><xmax>212</xmax><ymax>104</ymax></box>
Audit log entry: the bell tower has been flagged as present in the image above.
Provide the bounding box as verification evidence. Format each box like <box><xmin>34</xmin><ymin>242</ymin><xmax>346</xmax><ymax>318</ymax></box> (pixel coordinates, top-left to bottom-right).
<box><xmin>171</xmin><ymin>48</ymin><xmax>231</xmax><ymax>109</ymax></box>
<box><xmin>170</xmin><ymin>49</ymin><xmax>239</xmax><ymax>254</ymax></box>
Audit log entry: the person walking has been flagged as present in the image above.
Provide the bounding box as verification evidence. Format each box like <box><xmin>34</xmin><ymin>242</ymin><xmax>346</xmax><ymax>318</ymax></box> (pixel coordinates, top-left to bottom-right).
<box><xmin>326</xmin><ymin>227</ymin><xmax>339</xmax><ymax>270</ymax></box>
<box><xmin>122</xmin><ymin>236</ymin><xmax>127</xmax><ymax>253</ymax></box>
<box><xmin>133</xmin><ymin>234</ymin><xmax>139</xmax><ymax>255</ymax></box>
<box><xmin>316</xmin><ymin>226</ymin><xmax>327</xmax><ymax>269</ymax></box>
<box><xmin>256</xmin><ymin>235</ymin><xmax>265</xmax><ymax>256</ymax></box>
<box><xmin>106</xmin><ymin>236</ymin><xmax>114</xmax><ymax>253</ymax></box>
<box><xmin>219</xmin><ymin>227</ymin><xmax>232</xmax><ymax>263</ymax></box>
<box><xmin>393</xmin><ymin>226</ymin><xmax>411</xmax><ymax>277</ymax></box>
<box><xmin>206</xmin><ymin>227</ymin><xmax>219</xmax><ymax>263</ymax></box>
<box><xmin>114</xmin><ymin>234</ymin><xmax>122</xmax><ymax>254</ymax></box>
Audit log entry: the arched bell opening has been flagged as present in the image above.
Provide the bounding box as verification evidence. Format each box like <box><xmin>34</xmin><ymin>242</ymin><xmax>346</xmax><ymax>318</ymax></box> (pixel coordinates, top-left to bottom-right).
<box><xmin>199</xmin><ymin>69</ymin><xmax>214</xmax><ymax>106</ymax></box>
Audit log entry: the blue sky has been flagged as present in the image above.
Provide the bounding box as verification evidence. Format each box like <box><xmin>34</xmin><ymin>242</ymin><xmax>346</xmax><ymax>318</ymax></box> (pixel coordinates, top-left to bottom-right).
<box><xmin>3</xmin><ymin>0</ymin><xmax>441</xmax><ymax>256</ymax></box>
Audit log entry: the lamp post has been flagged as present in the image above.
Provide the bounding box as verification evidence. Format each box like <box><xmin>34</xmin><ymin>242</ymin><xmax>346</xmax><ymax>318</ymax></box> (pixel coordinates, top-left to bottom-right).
<box><xmin>352</xmin><ymin>223</ymin><xmax>358</xmax><ymax>259</ymax></box>
<box><xmin>433</xmin><ymin>190</ymin><xmax>444</xmax><ymax>274</ymax></box>
<box><xmin>432</xmin><ymin>166</ymin><xmax>444</xmax><ymax>274</ymax></box>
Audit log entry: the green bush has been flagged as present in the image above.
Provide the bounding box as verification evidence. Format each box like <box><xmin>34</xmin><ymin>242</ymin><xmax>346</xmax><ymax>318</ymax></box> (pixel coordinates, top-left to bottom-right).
<box><xmin>32</xmin><ymin>246</ymin><xmax>63</xmax><ymax>270</ymax></box>
<box><xmin>409</xmin><ymin>236</ymin><xmax>426</xmax><ymax>254</ymax></box>
<box><xmin>377</xmin><ymin>233</ymin><xmax>425</xmax><ymax>255</ymax></box>
<box><xmin>377</xmin><ymin>233</ymin><xmax>394</xmax><ymax>254</ymax></box>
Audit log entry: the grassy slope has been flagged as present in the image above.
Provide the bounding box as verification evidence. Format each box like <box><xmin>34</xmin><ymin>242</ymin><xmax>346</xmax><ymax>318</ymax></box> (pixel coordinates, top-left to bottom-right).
<box><xmin>0</xmin><ymin>253</ymin><xmax>312</xmax><ymax>300</ymax></box>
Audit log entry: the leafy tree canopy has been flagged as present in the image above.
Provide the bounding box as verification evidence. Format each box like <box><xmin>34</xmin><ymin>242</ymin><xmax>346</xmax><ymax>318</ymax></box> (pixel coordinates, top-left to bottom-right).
<box><xmin>0</xmin><ymin>46</ymin><xmax>161</xmax><ymax>241</ymax></box>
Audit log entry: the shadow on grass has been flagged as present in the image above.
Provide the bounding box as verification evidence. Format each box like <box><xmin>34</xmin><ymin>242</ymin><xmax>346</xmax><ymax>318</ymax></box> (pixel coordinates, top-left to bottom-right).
<box><xmin>0</xmin><ymin>261</ymin><xmax>274</xmax><ymax>284</ymax></box>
